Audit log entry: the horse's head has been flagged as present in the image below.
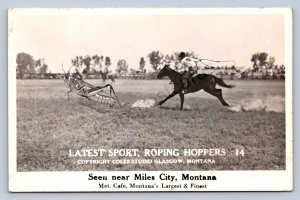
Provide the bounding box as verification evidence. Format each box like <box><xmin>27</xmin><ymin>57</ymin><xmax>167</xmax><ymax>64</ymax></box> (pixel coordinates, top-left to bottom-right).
<box><xmin>157</xmin><ymin>65</ymin><xmax>171</xmax><ymax>79</ymax></box>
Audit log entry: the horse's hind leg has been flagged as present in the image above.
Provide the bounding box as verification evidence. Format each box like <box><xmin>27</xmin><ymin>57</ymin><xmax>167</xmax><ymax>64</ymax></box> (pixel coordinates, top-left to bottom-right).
<box><xmin>204</xmin><ymin>88</ymin><xmax>230</xmax><ymax>106</ymax></box>
<box><xmin>179</xmin><ymin>92</ymin><xmax>184</xmax><ymax>110</ymax></box>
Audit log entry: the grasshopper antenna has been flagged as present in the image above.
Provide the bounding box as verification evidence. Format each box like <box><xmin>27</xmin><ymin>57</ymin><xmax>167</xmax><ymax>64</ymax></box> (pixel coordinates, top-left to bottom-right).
<box><xmin>62</xmin><ymin>64</ymin><xmax>67</xmax><ymax>74</ymax></box>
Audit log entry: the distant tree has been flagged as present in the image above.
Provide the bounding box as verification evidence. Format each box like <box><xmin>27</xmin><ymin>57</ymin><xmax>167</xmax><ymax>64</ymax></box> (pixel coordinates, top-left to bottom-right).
<box><xmin>71</xmin><ymin>58</ymin><xmax>77</xmax><ymax>68</ymax></box>
<box><xmin>268</xmin><ymin>56</ymin><xmax>276</xmax><ymax>69</ymax></box>
<box><xmin>162</xmin><ymin>54</ymin><xmax>173</xmax><ymax>66</ymax></box>
<box><xmin>129</xmin><ymin>68</ymin><xmax>136</xmax><ymax>75</ymax></box>
<box><xmin>258</xmin><ymin>52</ymin><xmax>268</xmax><ymax>68</ymax></box>
<box><xmin>102</xmin><ymin>56</ymin><xmax>112</xmax><ymax>74</ymax></box>
<box><xmin>92</xmin><ymin>54</ymin><xmax>100</xmax><ymax>69</ymax></box>
<box><xmin>35</xmin><ymin>59</ymin><xmax>42</xmax><ymax>68</ymax></box>
<box><xmin>148</xmin><ymin>51</ymin><xmax>163</xmax><ymax>71</ymax></box>
<box><xmin>16</xmin><ymin>52</ymin><xmax>36</xmax><ymax>78</ymax></box>
<box><xmin>251</xmin><ymin>52</ymin><xmax>268</xmax><ymax>72</ymax></box>
<box><xmin>105</xmin><ymin>56</ymin><xmax>111</xmax><ymax>67</ymax></box>
<box><xmin>38</xmin><ymin>64</ymin><xmax>48</xmax><ymax>74</ymax></box>
<box><xmin>116</xmin><ymin>59</ymin><xmax>128</xmax><ymax>74</ymax></box>
<box><xmin>82</xmin><ymin>55</ymin><xmax>92</xmax><ymax>74</ymax></box>
<box><xmin>91</xmin><ymin>54</ymin><xmax>104</xmax><ymax>73</ymax></box>
<box><xmin>92</xmin><ymin>54</ymin><xmax>100</xmax><ymax>64</ymax></box>
<box><xmin>139</xmin><ymin>57</ymin><xmax>146</xmax><ymax>71</ymax></box>
<box><xmin>279</xmin><ymin>64</ymin><xmax>285</xmax><ymax>74</ymax></box>
<box><xmin>34</xmin><ymin>58</ymin><xmax>49</xmax><ymax>74</ymax></box>
<box><xmin>250</xmin><ymin>53</ymin><xmax>260</xmax><ymax>72</ymax></box>
<box><xmin>71</xmin><ymin>56</ymin><xmax>84</xmax><ymax>70</ymax></box>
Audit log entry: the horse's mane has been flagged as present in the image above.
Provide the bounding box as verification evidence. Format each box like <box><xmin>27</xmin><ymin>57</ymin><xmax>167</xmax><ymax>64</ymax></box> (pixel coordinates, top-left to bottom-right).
<box><xmin>164</xmin><ymin>65</ymin><xmax>181</xmax><ymax>75</ymax></box>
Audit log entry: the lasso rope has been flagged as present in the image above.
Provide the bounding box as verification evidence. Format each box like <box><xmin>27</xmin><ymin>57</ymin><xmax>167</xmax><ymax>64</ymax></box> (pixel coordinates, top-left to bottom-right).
<box><xmin>197</xmin><ymin>58</ymin><xmax>236</xmax><ymax>68</ymax></box>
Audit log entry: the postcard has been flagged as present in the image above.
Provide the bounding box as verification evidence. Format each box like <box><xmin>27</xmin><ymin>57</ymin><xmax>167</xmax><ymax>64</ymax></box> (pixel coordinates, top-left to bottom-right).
<box><xmin>8</xmin><ymin>8</ymin><xmax>293</xmax><ymax>191</ymax></box>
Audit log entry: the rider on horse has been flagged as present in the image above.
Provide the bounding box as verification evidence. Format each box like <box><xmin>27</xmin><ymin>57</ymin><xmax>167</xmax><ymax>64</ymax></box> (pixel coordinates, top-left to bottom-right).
<box><xmin>178</xmin><ymin>52</ymin><xmax>200</xmax><ymax>93</ymax></box>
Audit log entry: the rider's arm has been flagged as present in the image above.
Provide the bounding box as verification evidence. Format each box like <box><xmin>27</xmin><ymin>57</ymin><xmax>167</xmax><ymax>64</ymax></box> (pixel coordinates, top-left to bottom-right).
<box><xmin>178</xmin><ymin>60</ymin><xmax>186</xmax><ymax>72</ymax></box>
<box><xmin>180</xmin><ymin>57</ymin><xmax>190</xmax><ymax>69</ymax></box>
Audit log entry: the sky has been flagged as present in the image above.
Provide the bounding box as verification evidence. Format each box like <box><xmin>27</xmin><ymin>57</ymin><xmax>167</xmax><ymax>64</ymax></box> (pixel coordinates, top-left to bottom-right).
<box><xmin>13</xmin><ymin>9</ymin><xmax>286</xmax><ymax>73</ymax></box>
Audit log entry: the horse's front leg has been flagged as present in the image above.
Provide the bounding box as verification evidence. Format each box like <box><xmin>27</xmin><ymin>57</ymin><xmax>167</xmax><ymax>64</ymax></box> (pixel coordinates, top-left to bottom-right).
<box><xmin>158</xmin><ymin>91</ymin><xmax>178</xmax><ymax>105</ymax></box>
<box><xmin>179</xmin><ymin>92</ymin><xmax>184</xmax><ymax>110</ymax></box>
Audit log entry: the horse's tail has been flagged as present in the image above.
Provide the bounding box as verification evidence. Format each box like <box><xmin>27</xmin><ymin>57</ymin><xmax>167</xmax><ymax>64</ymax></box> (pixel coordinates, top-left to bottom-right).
<box><xmin>215</xmin><ymin>77</ymin><xmax>235</xmax><ymax>88</ymax></box>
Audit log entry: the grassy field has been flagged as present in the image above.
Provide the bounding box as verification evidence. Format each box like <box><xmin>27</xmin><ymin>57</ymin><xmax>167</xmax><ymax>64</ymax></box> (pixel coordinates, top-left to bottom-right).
<box><xmin>16</xmin><ymin>79</ymin><xmax>285</xmax><ymax>171</ymax></box>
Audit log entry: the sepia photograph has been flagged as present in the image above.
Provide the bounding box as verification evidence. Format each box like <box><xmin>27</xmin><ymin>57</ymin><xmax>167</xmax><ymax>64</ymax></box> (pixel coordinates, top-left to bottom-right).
<box><xmin>8</xmin><ymin>8</ymin><xmax>292</xmax><ymax>191</ymax></box>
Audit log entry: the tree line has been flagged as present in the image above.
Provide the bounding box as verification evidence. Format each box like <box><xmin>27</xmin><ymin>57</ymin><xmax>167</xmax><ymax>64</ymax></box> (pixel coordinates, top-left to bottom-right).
<box><xmin>16</xmin><ymin>51</ymin><xmax>285</xmax><ymax>78</ymax></box>
<box><xmin>16</xmin><ymin>51</ymin><xmax>196</xmax><ymax>78</ymax></box>
<box><xmin>68</xmin><ymin>52</ymin><xmax>165</xmax><ymax>75</ymax></box>
<box><xmin>250</xmin><ymin>52</ymin><xmax>285</xmax><ymax>73</ymax></box>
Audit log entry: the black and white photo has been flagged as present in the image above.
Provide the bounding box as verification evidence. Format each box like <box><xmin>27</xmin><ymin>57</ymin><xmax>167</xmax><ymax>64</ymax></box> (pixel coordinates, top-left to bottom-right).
<box><xmin>8</xmin><ymin>8</ymin><xmax>293</xmax><ymax>191</ymax></box>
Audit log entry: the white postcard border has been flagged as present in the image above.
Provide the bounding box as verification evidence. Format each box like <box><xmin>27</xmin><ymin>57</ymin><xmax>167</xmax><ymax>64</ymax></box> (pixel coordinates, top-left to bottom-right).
<box><xmin>8</xmin><ymin>8</ymin><xmax>293</xmax><ymax>192</ymax></box>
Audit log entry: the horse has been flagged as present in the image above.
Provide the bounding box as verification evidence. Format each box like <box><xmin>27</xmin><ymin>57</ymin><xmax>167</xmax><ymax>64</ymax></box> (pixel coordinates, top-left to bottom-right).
<box><xmin>99</xmin><ymin>70</ymin><xmax>115</xmax><ymax>84</ymax></box>
<box><xmin>157</xmin><ymin>65</ymin><xmax>235</xmax><ymax>110</ymax></box>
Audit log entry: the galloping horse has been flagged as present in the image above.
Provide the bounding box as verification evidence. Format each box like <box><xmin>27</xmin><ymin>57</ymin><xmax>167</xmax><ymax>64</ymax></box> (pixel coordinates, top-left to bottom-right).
<box><xmin>99</xmin><ymin>70</ymin><xmax>115</xmax><ymax>84</ymax></box>
<box><xmin>157</xmin><ymin>65</ymin><xmax>234</xmax><ymax>110</ymax></box>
